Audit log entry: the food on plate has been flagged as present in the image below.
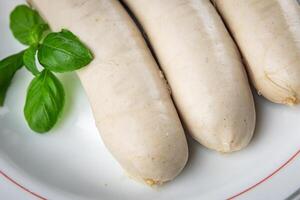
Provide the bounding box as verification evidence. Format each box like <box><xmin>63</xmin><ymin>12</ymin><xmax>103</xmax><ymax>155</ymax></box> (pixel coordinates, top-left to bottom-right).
<box><xmin>123</xmin><ymin>0</ymin><xmax>256</xmax><ymax>152</ymax></box>
<box><xmin>28</xmin><ymin>0</ymin><xmax>188</xmax><ymax>184</ymax></box>
<box><xmin>213</xmin><ymin>0</ymin><xmax>300</xmax><ymax>105</ymax></box>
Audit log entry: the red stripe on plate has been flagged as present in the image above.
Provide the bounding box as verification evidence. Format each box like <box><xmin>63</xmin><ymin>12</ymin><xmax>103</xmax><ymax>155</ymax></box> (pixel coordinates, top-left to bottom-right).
<box><xmin>0</xmin><ymin>170</ymin><xmax>47</xmax><ymax>200</ymax></box>
<box><xmin>228</xmin><ymin>149</ymin><xmax>300</xmax><ymax>199</ymax></box>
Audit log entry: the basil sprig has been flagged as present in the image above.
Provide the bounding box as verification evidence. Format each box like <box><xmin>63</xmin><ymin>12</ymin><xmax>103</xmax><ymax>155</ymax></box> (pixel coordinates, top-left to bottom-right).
<box><xmin>24</xmin><ymin>70</ymin><xmax>65</xmax><ymax>133</ymax></box>
<box><xmin>10</xmin><ymin>5</ymin><xmax>49</xmax><ymax>45</ymax></box>
<box><xmin>0</xmin><ymin>51</ymin><xmax>24</xmax><ymax>106</ymax></box>
<box><xmin>0</xmin><ymin>4</ymin><xmax>93</xmax><ymax>133</ymax></box>
<box><xmin>38</xmin><ymin>29</ymin><xmax>93</xmax><ymax>72</ymax></box>
<box><xmin>23</xmin><ymin>44</ymin><xmax>40</xmax><ymax>75</ymax></box>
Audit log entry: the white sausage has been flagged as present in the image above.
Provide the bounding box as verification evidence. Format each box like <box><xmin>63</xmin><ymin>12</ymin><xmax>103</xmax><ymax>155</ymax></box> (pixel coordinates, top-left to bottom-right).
<box><xmin>28</xmin><ymin>0</ymin><xmax>188</xmax><ymax>184</ymax></box>
<box><xmin>123</xmin><ymin>0</ymin><xmax>256</xmax><ymax>152</ymax></box>
<box><xmin>214</xmin><ymin>0</ymin><xmax>300</xmax><ymax>105</ymax></box>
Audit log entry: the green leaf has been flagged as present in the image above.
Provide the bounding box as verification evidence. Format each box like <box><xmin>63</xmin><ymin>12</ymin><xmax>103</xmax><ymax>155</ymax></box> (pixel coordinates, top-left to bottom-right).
<box><xmin>10</xmin><ymin>5</ymin><xmax>49</xmax><ymax>45</ymax></box>
<box><xmin>0</xmin><ymin>51</ymin><xmax>24</xmax><ymax>106</ymax></box>
<box><xmin>38</xmin><ymin>29</ymin><xmax>93</xmax><ymax>72</ymax></box>
<box><xmin>24</xmin><ymin>70</ymin><xmax>65</xmax><ymax>133</ymax></box>
<box><xmin>23</xmin><ymin>44</ymin><xmax>40</xmax><ymax>75</ymax></box>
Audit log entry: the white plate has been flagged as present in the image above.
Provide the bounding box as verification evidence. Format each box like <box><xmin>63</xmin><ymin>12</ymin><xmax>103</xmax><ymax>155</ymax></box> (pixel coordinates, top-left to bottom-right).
<box><xmin>1</xmin><ymin>0</ymin><xmax>300</xmax><ymax>200</ymax></box>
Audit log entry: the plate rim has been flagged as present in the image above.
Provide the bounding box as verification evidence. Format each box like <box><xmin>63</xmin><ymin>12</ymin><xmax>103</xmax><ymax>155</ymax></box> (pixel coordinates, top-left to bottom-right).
<box><xmin>1</xmin><ymin>149</ymin><xmax>300</xmax><ymax>200</ymax></box>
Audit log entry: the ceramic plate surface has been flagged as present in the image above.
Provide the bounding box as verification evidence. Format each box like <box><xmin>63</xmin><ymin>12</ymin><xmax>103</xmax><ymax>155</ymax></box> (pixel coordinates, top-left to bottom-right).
<box><xmin>1</xmin><ymin>0</ymin><xmax>300</xmax><ymax>200</ymax></box>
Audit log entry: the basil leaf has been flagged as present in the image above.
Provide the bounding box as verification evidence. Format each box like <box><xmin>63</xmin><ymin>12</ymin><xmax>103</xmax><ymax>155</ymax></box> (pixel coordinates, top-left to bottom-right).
<box><xmin>0</xmin><ymin>51</ymin><xmax>24</xmax><ymax>106</ymax></box>
<box><xmin>23</xmin><ymin>44</ymin><xmax>40</xmax><ymax>75</ymax></box>
<box><xmin>24</xmin><ymin>70</ymin><xmax>65</xmax><ymax>133</ymax></box>
<box><xmin>10</xmin><ymin>5</ymin><xmax>49</xmax><ymax>45</ymax></box>
<box><xmin>38</xmin><ymin>29</ymin><xmax>93</xmax><ymax>72</ymax></box>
